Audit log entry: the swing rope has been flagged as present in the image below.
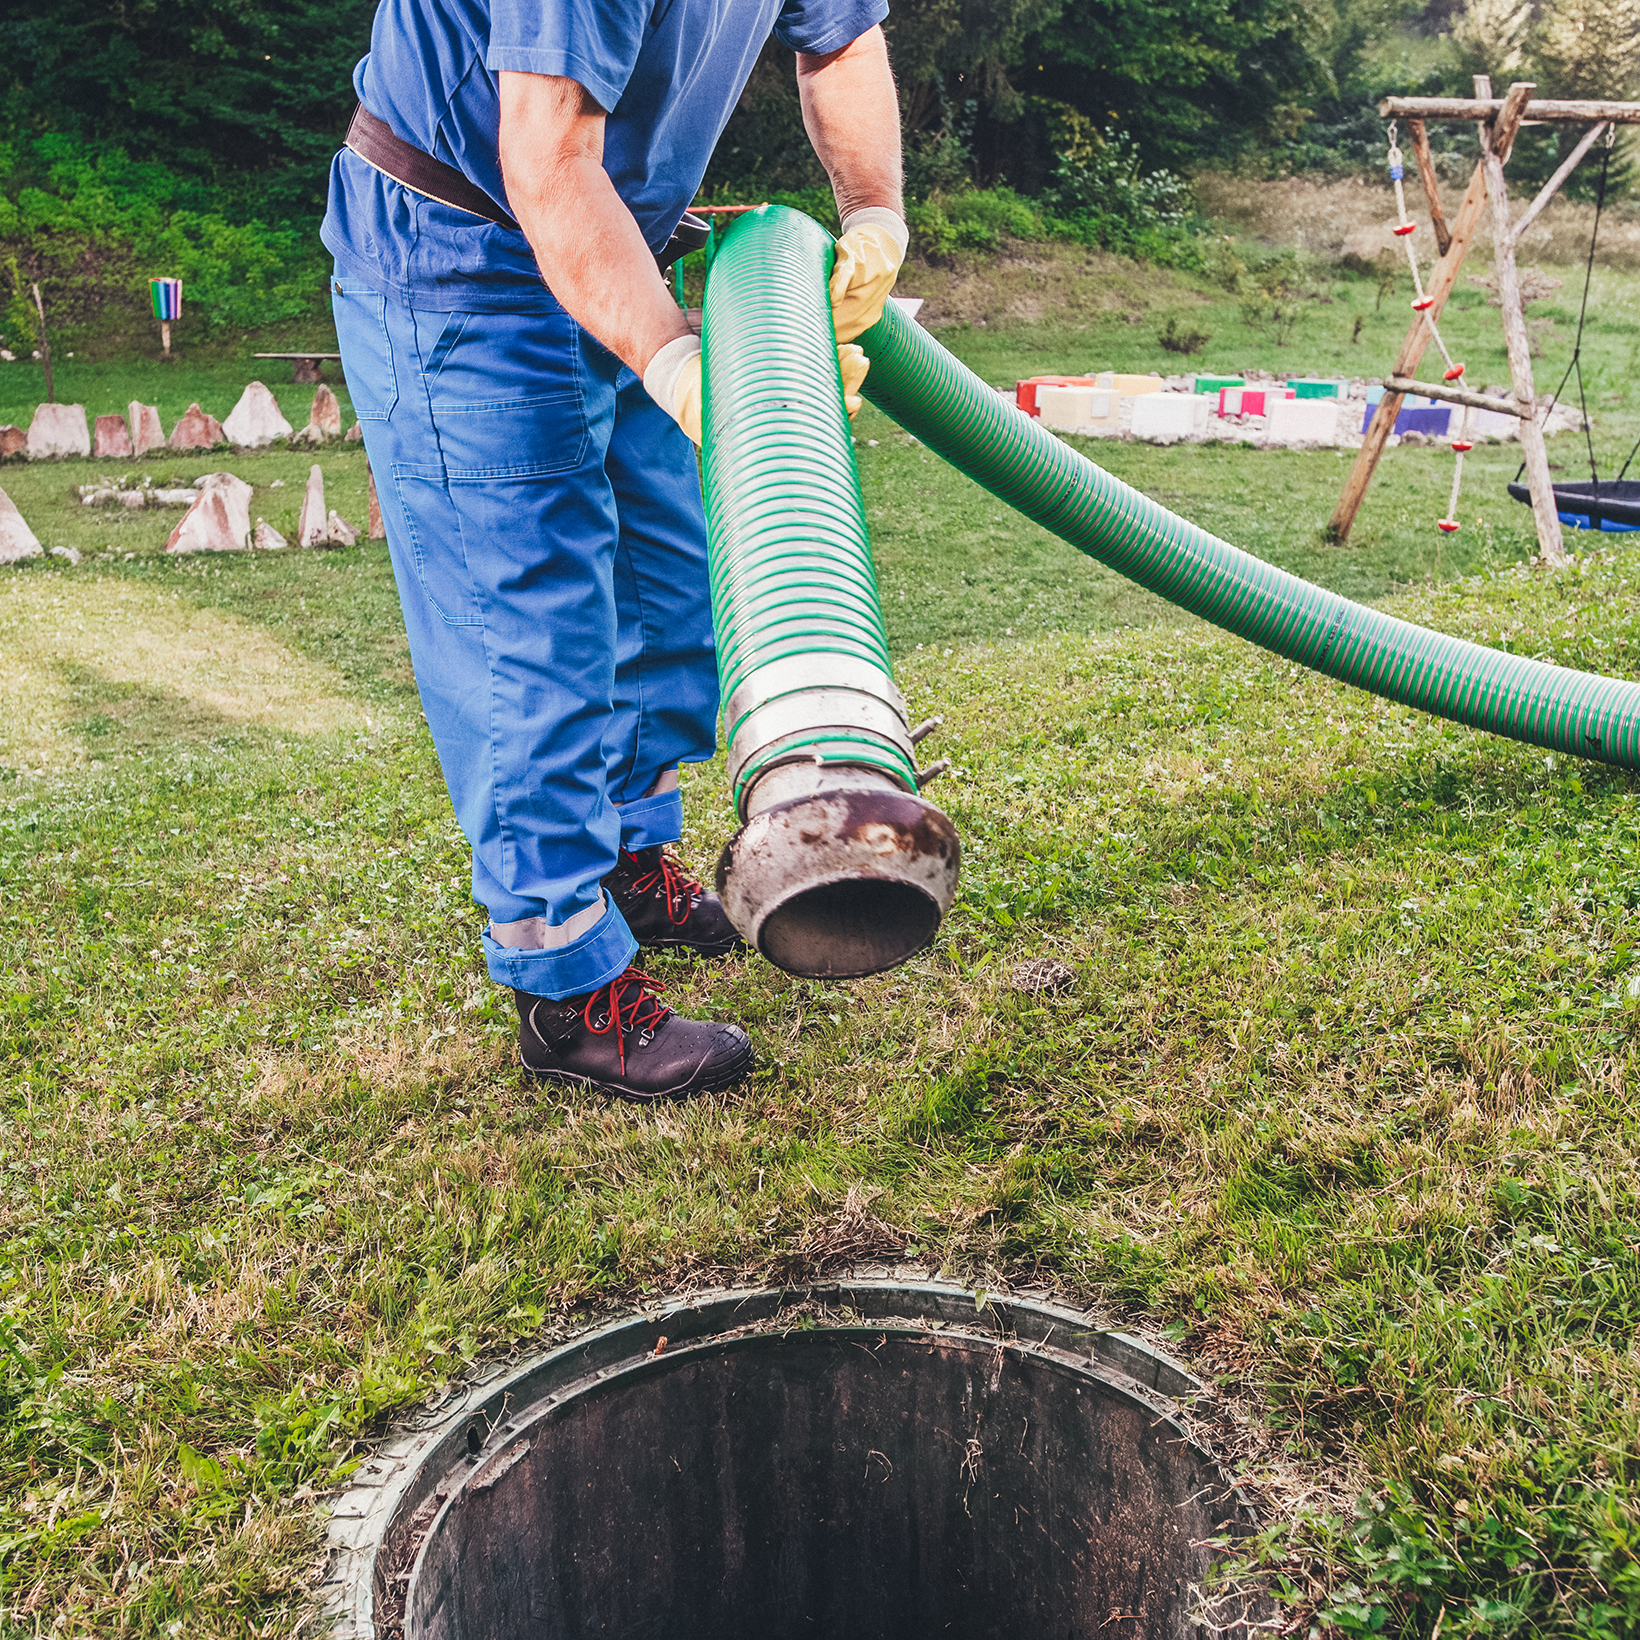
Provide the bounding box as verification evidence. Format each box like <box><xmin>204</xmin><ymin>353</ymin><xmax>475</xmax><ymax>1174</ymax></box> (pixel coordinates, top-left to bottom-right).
<box><xmin>1516</xmin><ymin>125</ymin><xmax>1614</xmax><ymax>494</ymax></box>
<box><xmin>1386</xmin><ymin>121</ymin><xmax>1469</xmax><ymax>533</ymax></box>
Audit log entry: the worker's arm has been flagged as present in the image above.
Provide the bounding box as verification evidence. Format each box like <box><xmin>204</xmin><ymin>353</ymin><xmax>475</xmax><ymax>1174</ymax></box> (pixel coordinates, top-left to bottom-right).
<box><xmin>497</xmin><ymin>71</ymin><xmax>691</xmax><ymax>377</ymax></box>
<box><xmin>796</xmin><ymin>26</ymin><xmax>907</xmax><ymax>342</ymax></box>
<box><xmin>795</xmin><ymin>25</ymin><xmax>902</xmax><ymax>223</ymax></box>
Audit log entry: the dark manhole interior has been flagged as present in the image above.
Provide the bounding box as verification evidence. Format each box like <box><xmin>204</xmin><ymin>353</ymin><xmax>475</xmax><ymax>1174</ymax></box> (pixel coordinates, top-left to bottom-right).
<box><xmin>362</xmin><ymin>1285</ymin><xmax>1267</xmax><ymax>1640</ymax></box>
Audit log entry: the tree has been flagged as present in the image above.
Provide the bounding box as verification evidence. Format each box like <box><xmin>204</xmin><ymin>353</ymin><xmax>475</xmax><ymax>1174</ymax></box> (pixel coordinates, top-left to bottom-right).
<box><xmin>1018</xmin><ymin>0</ymin><xmax>1337</xmax><ymax>169</ymax></box>
<box><xmin>0</xmin><ymin>0</ymin><xmax>376</xmax><ymax>218</ymax></box>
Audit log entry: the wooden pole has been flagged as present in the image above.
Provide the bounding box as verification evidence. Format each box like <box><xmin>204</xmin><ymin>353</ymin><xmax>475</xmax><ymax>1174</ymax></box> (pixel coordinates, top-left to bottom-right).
<box><xmin>30</xmin><ymin>283</ymin><xmax>53</xmax><ymax>405</ymax></box>
<box><xmin>1328</xmin><ymin>157</ymin><xmax>1491</xmax><ymax>539</ymax></box>
<box><xmin>1510</xmin><ymin>122</ymin><xmax>1610</xmax><ymax>246</ymax></box>
<box><xmin>1379</xmin><ymin>95</ymin><xmax>1640</xmax><ymax>124</ymax></box>
<box><xmin>1481</xmin><ymin>82</ymin><xmax>1565</xmax><ymax>564</ymax></box>
<box><xmin>1406</xmin><ymin>119</ymin><xmax>1452</xmax><ymax>257</ymax></box>
<box><xmin>1384</xmin><ymin>376</ymin><xmax>1527</xmax><ymax>416</ymax></box>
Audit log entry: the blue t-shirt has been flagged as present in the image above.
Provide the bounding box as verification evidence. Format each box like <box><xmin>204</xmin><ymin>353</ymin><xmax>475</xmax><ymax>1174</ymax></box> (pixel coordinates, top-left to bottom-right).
<box><xmin>321</xmin><ymin>0</ymin><xmax>885</xmax><ymax>311</ymax></box>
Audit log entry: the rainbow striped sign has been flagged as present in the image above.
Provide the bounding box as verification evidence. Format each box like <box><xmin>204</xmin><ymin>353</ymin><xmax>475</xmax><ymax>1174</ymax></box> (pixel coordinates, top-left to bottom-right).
<box><xmin>150</xmin><ymin>278</ymin><xmax>182</xmax><ymax>321</ymax></box>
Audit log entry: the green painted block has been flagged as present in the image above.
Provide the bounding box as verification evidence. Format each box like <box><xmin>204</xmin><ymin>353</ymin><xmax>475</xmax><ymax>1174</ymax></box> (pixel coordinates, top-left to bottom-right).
<box><xmin>1193</xmin><ymin>376</ymin><xmax>1243</xmax><ymax>395</ymax></box>
<box><xmin>1288</xmin><ymin>380</ymin><xmax>1341</xmax><ymax>399</ymax></box>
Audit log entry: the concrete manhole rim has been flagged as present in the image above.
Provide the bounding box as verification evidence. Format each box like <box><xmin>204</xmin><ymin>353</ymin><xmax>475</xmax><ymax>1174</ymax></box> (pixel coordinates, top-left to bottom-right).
<box><xmin>320</xmin><ymin>1278</ymin><xmax>1255</xmax><ymax>1639</ymax></box>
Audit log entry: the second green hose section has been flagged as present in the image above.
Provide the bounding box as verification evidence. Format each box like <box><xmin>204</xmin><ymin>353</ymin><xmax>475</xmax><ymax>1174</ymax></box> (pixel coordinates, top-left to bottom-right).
<box><xmin>855</xmin><ymin>298</ymin><xmax>1640</xmax><ymax>770</ymax></box>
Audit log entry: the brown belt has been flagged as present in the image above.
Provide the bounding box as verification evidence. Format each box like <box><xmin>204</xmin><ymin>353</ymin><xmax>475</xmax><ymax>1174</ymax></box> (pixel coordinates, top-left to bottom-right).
<box><xmin>344</xmin><ymin>105</ymin><xmax>709</xmax><ymax>270</ymax></box>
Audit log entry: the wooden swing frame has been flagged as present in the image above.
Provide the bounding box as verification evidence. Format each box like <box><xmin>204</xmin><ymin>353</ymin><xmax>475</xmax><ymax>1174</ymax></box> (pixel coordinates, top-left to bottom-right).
<box><xmin>1329</xmin><ymin>78</ymin><xmax>1640</xmax><ymax>564</ymax></box>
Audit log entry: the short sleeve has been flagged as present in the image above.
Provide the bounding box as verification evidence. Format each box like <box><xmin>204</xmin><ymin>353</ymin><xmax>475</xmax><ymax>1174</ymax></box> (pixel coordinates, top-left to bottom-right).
<box><xmin>486</xmin><ymin>0</ymin><xmax>651</xmax><ymax>112</ymax></box>
<box><xmin>773</xmin><ymin>0</ymin><xmax>888</xmax><ymax>56</ymax></box>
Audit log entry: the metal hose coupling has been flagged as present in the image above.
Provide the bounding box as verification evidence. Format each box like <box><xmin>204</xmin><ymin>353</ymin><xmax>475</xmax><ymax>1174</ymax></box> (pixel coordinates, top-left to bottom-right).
<box><xmin>700</xmin><ymin>205</ymin><xmax>960</xmax><ymax>979</ymax></box>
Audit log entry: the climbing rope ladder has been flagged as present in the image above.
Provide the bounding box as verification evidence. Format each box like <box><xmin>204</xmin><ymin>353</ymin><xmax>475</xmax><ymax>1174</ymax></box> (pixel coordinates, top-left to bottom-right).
<box><xmin>1386</xmin><ymin>122</ymin><xmax>1472</xmax><ymax>533</ymax></box>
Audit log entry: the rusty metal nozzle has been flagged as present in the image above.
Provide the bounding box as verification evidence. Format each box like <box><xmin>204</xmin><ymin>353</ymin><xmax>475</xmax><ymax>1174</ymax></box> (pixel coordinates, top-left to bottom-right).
<box><xmin>716</xmin><ymin>764</ymin><xmax>961</xmax><ymax>979</ymax></box>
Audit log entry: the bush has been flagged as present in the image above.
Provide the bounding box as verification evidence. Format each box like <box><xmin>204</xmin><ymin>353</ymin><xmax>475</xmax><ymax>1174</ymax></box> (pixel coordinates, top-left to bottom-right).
<box><xmin>1045</xmin><ymin>109</ymin><xmax>1195</xmax><ymax>242</ymax></box>
<box><xmin>0</xmin><ymin>133</ymin><xmax>325</xmax><ymax>347</ymax></box>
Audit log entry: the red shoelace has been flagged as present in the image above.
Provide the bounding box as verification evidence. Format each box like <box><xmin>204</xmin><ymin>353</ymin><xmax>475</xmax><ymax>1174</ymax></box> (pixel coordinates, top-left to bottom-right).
<box><xmin>580</xmin><ymin>967</ymin><xmax>671</xmax><ymax>1073</ymax></box>
<box><xmin>624</xmin><ymin>849</ymin><xmax>701</xmax><ymax>927</ymax></box>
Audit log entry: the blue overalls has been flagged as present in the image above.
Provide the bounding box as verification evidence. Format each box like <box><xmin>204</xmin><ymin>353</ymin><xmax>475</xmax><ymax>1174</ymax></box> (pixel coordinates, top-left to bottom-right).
<box><xmin>321</xmin><ymin>0</ymin><xmax>885</xmax><ymax>1000</ymax></box>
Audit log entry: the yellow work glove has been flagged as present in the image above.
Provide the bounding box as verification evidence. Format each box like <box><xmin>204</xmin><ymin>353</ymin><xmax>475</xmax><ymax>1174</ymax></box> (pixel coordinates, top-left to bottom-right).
<box><xmin>829</xmin><ymin>208</ymin><xmax>908</xmax><ymax>343</ymax></box>
<box><xmin>644</xmin><ymin>335</ymin><xmax>705</xmax><ymax>445</ymax></box>
<box><xmin>646</xmin><ymin>336</ymin><xmax>871</xmax><ymax>443</ymax></box>
<box><xmin>837</xmin><ymin>342</ymin><xmax>869</xmax><ymax>418</ymax></box>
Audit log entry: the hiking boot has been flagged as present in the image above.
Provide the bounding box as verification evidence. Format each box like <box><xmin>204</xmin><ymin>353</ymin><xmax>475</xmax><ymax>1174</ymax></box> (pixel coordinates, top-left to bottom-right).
<box><xmin>515</xmin><ymin>967</ymin><xmax>753</xmax><ymax>1102</ymax></box>
<box><xmin>603</xmin><ymin>845</ymin><xmax>744</xmax><ymax>958</ymax></box>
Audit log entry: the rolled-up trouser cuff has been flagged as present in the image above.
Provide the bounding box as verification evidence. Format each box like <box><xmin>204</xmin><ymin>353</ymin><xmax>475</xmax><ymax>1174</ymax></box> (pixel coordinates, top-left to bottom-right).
<box><xmin>483</xmin><ymin>901</ymin><xmax>637</xmax><ymax>999</ymax></box>
<box><xmin>614</xmin><ymin>788</ymin><xmax>683</xmax><ymax>851</ymax></box>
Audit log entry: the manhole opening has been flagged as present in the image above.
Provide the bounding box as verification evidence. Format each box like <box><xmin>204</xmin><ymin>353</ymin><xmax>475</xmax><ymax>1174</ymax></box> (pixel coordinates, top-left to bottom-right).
<box><xmin>335</xmin><ymin>1284</ymin><xmax>1268</xmax><ymax>1640</ymax></box>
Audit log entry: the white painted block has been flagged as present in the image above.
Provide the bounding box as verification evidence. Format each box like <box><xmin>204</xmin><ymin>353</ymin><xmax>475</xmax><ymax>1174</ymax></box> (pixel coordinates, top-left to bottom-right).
<box><xmin>1470</xmin><ymin>408</ymin><xmax>1518</xmax><ymax>440</ymax></box>
<box><xmin>1038</xmin><ymin>385</ymin><xmax>1119</xmax><ymax>435</ymax></box>
<box><xmin>1130</xmin><ymin>393</ymin><xmax>1208</xmax><ymax>443</ymax></box>
<box><xmin>1264</xmin><ymin>397</ymin><xmax>1339</xmax><ymax>446</ymax></box>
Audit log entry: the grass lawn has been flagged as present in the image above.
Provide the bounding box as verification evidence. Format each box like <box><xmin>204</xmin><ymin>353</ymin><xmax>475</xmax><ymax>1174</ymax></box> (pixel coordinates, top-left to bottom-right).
<box><xmin>2</xmin><ymin>292</ymin><xmax>1639</xmax><ymax>1637</ymax></box>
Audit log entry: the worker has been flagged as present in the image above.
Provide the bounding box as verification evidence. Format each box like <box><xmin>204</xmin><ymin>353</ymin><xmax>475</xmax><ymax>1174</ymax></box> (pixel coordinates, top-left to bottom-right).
<box><xmin>322</xmin><ymin>0</ymin><xmax>906</xmax><ymax>1103</ymax></box>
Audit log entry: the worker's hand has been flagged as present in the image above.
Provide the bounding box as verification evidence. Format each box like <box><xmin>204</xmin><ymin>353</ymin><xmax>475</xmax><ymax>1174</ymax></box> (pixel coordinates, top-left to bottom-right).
<box><xmin>645</xmin><ymin>338</ymin><xmax>870</xmax><ymax>443</ymax></box>
<box><xmin>829</xmin><ymin>209</ymin><xmax>907</xmax><ymax>343</ymax></box>
<box><xmin>838</xmin><ymin>343</ymin><xmax>869</xmax><ymax>417</ymax></box>
<box><xmin>644</xmin><ymin>335</ymin><xmax>704</xmax><ymax>445</ymax></box>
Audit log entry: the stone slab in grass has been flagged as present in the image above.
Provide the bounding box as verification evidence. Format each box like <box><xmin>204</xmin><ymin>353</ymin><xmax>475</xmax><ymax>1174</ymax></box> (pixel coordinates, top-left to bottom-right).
<box><xmin>0</xmin><ymin>426</ymin><xmax>24</xmax><ymax>459</ymax></box>
<box><xmin>0</xmin><ymin>487</ymin><xmax>42</xmax><ymax>562</ymax></box>
<box><xmin>129</xmin><ymin>402</ymin><xmax>165</xmax><ymax>455</ymax></box>
<box><xmin>168</xmin><ymin>402</ymin><xmax>226</xmax><ymax>452</ymax></box>
<box><xmin>294</xmin><ymin>385</ymin><xmax>344</xmax><ymax>444</ymax></box>
<box><xmin>298</xmin><ymin>463</ymin><xmax>328</xmax><ymax>546</ymax></box>
<box><xmin>27</xmin><ymin>402</ymin><xmax>90</xmax><ymax>459</ymax></box>
<box><xmin>223</xmin><ymin>381</ymin><xmax>294</xmax><ymax>449</ymax></box>
<box><xmin>94</xmin><ymin>413</ymin><xmax>133</xmax><ymax>459</ymax></box>
<box><xmin>165</xmin><ymin>472</ymin><xmax>253</xmax><ymax>554</ymax></box>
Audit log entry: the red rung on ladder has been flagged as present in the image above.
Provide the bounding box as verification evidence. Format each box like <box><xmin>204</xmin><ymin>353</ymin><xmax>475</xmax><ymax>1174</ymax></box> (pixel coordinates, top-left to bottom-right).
<box><xmin>1451</xmin><ymin>440</ymin><xmax>1474</xmax><ymax>453</ymax></box>
<box><xmin>1437</xmin><ymin>519</ymin><xmax>1461</xmax><ymax>534</ymax></box>
<box><xmin>1393</xmin><ymin>223</ymin><xmax>1417</xmax><ymax>236</ymax></box>
<box><xmin>1411</xmin><ymin>297</ymin><xmax>1434</xmax><ymax>311</ymax></box>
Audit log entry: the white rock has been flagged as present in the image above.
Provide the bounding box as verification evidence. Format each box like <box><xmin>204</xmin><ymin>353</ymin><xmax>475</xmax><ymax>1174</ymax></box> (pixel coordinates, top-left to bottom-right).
<box><xmin>297</xmin><ymin>464</ymin><xmax>328</xmax><ymax>546</ymax></box>
<box><xmin>253</xmin><ymin>519</ymin><xmax>288</xmax><ymax>550</ymax></box>
<box><xmin>50</xmin><ymin>545</ymin><xmax>82</xmax><ymax>565</ymax></box>
<box><xmin>0</xmin><ymin>488</ymin><xmax>42</xmax><ymax>563</ymax></box>
<box><xmin>368</xmin><ymin>464</ymin><xmax>383</xmax><ymax>539</ymax></box>
<box><xmin>27</xmin><ymin>402</ymin><xmax>91</xmax><ymax>459</ymax></box>
<box><xmin>0</xmin><ymin>426</ymin><xmax>24</xmax><ymax>458</ymax></box>
<box><xmin>152</xmin><ymin>490</ymin><xmax>198</xmax><ymax>506</ymax></box>
<box><xmin>223</xmin><ymin>381</ymin><xmax>294</xmax><ymax>448</ymax></box>
<box><xmin>129</xmin><ymin>402</ymin><xmax>165</xmax><ymax>455</ymax></box>
<box><xmin>165</xmin><ymin>472</ymin><xmax>253</xmax><ymax>554</ymax></box>
<box><xmin>326</xmin><ymin>510</ymin><xmax>358</xmax><ymax>547</ymax></box>
<box><xmin>345</xmin><ymin>421</ymin><xmax>363</xmax><ymax>442</ymax></box>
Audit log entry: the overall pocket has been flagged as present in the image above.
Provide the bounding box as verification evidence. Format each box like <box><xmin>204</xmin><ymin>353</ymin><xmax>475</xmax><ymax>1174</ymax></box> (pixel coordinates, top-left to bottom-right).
<box><xmin>331</xmin><ymin>280</ymin><xmax>398</xmax><ymax>420</ymax></box>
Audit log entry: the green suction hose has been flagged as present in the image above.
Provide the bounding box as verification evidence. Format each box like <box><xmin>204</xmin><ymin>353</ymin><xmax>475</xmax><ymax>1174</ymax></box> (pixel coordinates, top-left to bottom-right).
<box><xmin>701</xmin><ymin>205</ymin><xmax>961</xmax><ymax>979</ymax></box>
<box><xmin>854</xmin><ymin>296</ymin><xmax>1640</xmax><ymax>770</ymax></box>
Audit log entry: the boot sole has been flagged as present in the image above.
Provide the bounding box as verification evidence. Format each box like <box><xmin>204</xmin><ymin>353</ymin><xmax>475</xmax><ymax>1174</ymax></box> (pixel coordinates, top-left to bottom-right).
<box><xmin>520</xmin><ymin>1039</ymin><xmax>755</xmax><ymax>1104</ymax></box>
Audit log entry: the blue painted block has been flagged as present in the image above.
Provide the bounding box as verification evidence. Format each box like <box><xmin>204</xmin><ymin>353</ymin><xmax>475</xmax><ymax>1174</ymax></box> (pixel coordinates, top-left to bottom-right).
<box><xmin>1361</xmin><ymin>402</ymin><xmax>1451</xmax><ymax>436</ymax></box>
